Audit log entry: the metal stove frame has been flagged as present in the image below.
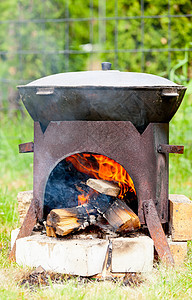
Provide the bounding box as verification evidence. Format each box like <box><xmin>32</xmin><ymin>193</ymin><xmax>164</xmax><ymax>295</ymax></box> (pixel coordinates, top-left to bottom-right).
<box><xmin>10</xmin><ymin>120</ymin><xmax>184</xmax><ymax>264</ymax></box>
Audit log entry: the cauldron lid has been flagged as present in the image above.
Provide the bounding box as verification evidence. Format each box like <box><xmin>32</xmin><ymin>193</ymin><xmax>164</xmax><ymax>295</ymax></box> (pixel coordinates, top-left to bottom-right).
<box><xmin>25</xmin><ymin>70</ymin><xmax>181</xmax><ymax>88</ymax></box>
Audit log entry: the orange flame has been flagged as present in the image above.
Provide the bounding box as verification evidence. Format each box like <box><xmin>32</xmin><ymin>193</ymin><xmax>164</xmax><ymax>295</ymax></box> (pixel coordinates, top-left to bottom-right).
<box><xmin>78</xmin><ymin>193</ymin><xmax>89</xmax><ymax>205</ymax></box>
<box><xmin>66</xmin><ymin>153</ymin><xmax>136</xmax><ymax>204</ymax></box>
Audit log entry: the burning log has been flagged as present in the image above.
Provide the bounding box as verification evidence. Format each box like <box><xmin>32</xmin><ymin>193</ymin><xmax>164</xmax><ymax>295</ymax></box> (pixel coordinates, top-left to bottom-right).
<box><xmin>46</xmin><ymin>169</ymin><xmax>140</xmax><ymax>237</ymax></box>
<box><xmin>46</xmin><ymin>204</ymin><xmax>98</xmax><ymax>237</ymax></box>
<box><xmin>86</xmin><ymin>179</ymin><xmax>120</xmax><ymax>197</ymax></box>
<box><xmin>85</xmin><ymin>180</ymin><xmax>140</xmax><ymax>232</ymax></box>
<box><xmin>46</xmin><ymin>197</ymin><xmax>140</xmax><ymax>237</ymax></box>
<box><xmin>103</xmin><ymin>199</ymin><xmax>140</xmax><ymax>233</ymax></box>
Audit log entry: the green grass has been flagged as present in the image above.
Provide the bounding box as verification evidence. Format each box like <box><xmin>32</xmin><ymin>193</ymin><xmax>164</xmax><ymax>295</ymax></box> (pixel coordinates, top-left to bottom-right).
<box><xmin>0</xmin><ymin>260</ymin><xmax>192</xmax><ymax>299</ymax></box>
<box><xmin>0</xmin><ymin>111</ymin><xmax>33</xmax><ymax>268</ymax></box>
<box><xmin>0</xmin><ymin>85</ymin><xmax>192</xmax><ymax>298</ymax></box>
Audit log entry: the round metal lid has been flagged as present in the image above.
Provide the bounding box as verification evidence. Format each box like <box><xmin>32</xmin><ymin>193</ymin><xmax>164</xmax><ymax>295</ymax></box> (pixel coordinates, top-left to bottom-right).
<box><xmin>26</xmin><ymin>69</ymin><xmax>179</xmax><ymax>88</ymax></box>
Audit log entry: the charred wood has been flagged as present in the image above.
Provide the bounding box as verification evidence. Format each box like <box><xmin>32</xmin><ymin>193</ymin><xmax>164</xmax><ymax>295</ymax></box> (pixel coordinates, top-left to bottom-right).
<box><xmin>46</xmin><ymin>197</ymin><xmax>140</xmax><ymax>237</ymax></box>
<box><xmin>46</xmin><ymin>203</ymin><xmax>98</xmax><ymax>236</ymax></box>
<box><xmin>103</xmin><ymin>199</ymin><xmax>141</xmax><ymax>233</ymax></box>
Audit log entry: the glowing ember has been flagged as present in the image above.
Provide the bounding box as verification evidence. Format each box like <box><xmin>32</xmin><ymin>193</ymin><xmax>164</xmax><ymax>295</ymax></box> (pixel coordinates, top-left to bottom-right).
<box><xmin>66</xmin><ymin>153</ymin><xmax>136</xmax><ymax>205</ymax></box>
<box><xmin>78</xmin><ymin>193</ymin><xmax>89</xmax><ymax>205</ymax></box>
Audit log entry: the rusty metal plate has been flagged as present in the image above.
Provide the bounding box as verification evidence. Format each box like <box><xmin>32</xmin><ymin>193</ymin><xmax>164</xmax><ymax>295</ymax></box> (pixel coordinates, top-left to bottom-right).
<box><xmin>19</xmin><ymin>142</ymin><xmax>34</xmax><ymax>153</ymax></box>
<box><xmin>33</xmin><ymin>121</ymin><xmax>169</xmax><ymax>223</ymax></box>
<box><xmin>157</xmin><ymin>144</ymin><xmax>184</xmax><ymax>154</ymax></box>
<box><xmin>143</xmin><ymin>199</ymin><xmax>174</xmax><ymax>265</ymax></box>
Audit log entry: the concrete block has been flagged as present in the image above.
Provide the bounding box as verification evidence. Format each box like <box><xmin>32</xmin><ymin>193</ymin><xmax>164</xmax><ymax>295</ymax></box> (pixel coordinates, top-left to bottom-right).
<box><xmin>16</xmin><ymin>235</ymin><xmax>109</xmax><ymax>276</ymax></box>
<box><xmin>169</xmin><ymin>194</ymin><xmax>192</xmax><ymax>241</ymax></box>
<box><xmin>17</xmin><ymin>190</ymin><xmax>33</xmax><ymax>224</ymax></box>
<box><xmin>168</xmin><ymin>238</ymin><xmax>188</xmax><ymax>266</ymax></box>
<box><xmin>11</xmin><ymin>228</ymin><xmax>20</xmax><ymax>249</ymax></box>
<box><xmin>111</xmin><ymin>236</ymin><xmax>154</xmax><ymax>273</ymax></box>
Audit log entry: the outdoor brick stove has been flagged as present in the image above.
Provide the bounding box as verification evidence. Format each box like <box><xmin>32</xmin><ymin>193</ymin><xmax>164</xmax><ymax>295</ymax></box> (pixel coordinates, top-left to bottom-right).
<box><xmin>10</xmin><ymin>63</ymin><xmax>190</xmax><ymax>276</ymax></box>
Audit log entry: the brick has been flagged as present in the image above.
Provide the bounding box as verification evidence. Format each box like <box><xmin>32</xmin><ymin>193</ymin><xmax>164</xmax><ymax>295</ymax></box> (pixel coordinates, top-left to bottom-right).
<box><xmin>16</xmin><ymin>235</ymin><xmax>109</xmax><ymax>276</ymax></box>
<box><xmin>17</xmin><ymin>190</ymin><xmax>33</xmax><ymax>224</ymax></box>
<box><xmin>168</xmin><ymin>238</ymin><xmax>188</xmax><ymax>266</ymax></box>
<box><xmin>169</xmin><ymin>194</ymin><xmax>192</xmax><ymax>241</ymax></box>
<box><xmin>111</xmin><ymin>236</ymin><xmax>154</xmax><ymax>273</ymax></box>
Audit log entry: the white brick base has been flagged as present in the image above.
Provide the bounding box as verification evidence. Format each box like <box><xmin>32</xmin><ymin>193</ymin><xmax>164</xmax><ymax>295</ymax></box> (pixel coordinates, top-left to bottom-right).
<box><xmin>111</xmin><ymin>236</ymin><xmax>154</xmax><ymax>272</ymax></box>
<box><xmin>11</xmin><ymin>228</ymin><xmax>20</xmax><ymax>249</ymax></box>
<box><xmin>15</xmin><ymin>234</ymin><xmax>154</xmax><ymax>275</ymax></box>
<box><xmin>16</xmin><ymin>235</ymin><xmax>108</xmax><ymax>276</ymax></box>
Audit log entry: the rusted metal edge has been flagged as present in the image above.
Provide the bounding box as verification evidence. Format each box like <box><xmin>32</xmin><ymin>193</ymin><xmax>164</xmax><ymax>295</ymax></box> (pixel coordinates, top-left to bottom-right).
<box><xmin>157</xmin><ymin>144</ymin><xmax>184</xmax><ymax>154</ymax></box>
<box><xmin>19</xmin><ymin>142</ymin><xmax>34</xmax><ymax>153</ymax></box>
<box><xmin>143</xmin><ymin>199</ymin><xmax>174</xmax><ymax>266</ymax></box>
<box><xmin>9</xmin><ymin>198</ymin><xmax>37</xmax><ymax>261</ymax></box>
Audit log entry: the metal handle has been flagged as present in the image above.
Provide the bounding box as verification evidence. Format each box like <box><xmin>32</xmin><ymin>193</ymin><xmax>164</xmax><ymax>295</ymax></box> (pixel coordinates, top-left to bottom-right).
<box><xmin>161</xmin><ymin>92</ymin><xmax>179</xmax><ymax>97</ymax></box>
<box><xmin>161</xmin><ymin>89</ymin><xmax>179</xmax><ymax>97</ymax></box>
<box><xmin>157</xmin><ymin>144</ymin><xmax>184</xmax><ymax>154</ymax></box>
<box><xmin>19</xmin><ymin>142</ymin><xmax>34</xmax><ymax>153</ymax></box>
<box><xmin>101</xmin><ymin>62</ymin><xmax>112</xmax><ymax>70</ymax></box>
<box><xmin>36</xmin><ymin>87</ymin><xmax>54</xmax><ymax>95</ymax></box>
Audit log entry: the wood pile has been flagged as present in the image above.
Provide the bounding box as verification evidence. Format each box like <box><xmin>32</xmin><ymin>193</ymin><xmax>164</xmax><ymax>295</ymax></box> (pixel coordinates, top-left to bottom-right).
<box><xmin>46</xmin><ymin>179</ymin><xmax>140</xmax><ymax>237</ymax></box>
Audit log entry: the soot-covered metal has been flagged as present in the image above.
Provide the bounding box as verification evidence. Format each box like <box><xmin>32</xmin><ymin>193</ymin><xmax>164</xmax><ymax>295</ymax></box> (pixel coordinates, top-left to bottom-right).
<box><xmin>18</xmin><ymin>63</ymin><xmax>186</xmax><ymax>134</ymax></box>
<box><xmin>32</xmin><ymin>120</ymin><xmax>169</xmax><ymax>224</ymax></box>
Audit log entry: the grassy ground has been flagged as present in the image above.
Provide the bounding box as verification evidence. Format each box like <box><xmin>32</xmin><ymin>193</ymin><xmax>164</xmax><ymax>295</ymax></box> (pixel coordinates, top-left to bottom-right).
<box><xmin>0</xmin><ymin>260</ymin><xmax>192</xmax><ymax>300</ymax></box>
<box><xmin>0</xmin><ymin>85</ymin><xmax>192</xmax><ymax>299</ymax></box>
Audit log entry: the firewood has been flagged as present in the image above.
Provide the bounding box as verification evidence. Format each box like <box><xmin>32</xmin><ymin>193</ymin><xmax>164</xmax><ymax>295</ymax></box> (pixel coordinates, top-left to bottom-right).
<box><xmin>47</xmin><ymin>208</ymin><xmax>85</xmax><ymax>236</ymax></box>
<box><xmin>46</xmin><ymin>225</ymin><xmax>57</xmax><ymax>237</ymax></box>
<box><xmin>88</xmin><ymin>189</ymin><xmax>140</xmax><ymax>233</ymax></box>
<box><xmin>103</xmin><ymin>199</ymin><xmax>140</xmax><ymax>233</ymax></box>
<box><xmin>86</xmin><ymin>179</ymin><xmax>120</xmax><ymax>197</ymax></box>
<box><xmin>46</xmin><ymin>196</ymin><xmax>140</xmax><ymax>237</ymax></box>
<box><xmin>46</xmin><ymin>204</ymin><xmax>98</xmax><ymax>237</ymax></box>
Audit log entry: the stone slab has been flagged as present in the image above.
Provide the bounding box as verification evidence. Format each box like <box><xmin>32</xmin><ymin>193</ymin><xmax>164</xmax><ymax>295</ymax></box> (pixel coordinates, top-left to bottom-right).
<box><xmin>17</xmin><ymin>190</ymin><xmax>33</xmax><ymax>224</ymax></box>
<box><xmin>169</xmin><ymin>194</ymin><xmax>192</xmax><ymax>241</ymax></box>
<box><xmin>111</xmin><ymin>236</ymin><xmax>154</xmax><ymax>273</ymax></box>
<box><xmin>168</xmin><ymin>238</ymin><xmax>188</xmax><ymax>266</ymax></box>
<box><xmin>16</xmin><ymin>235</ymin><xmax>109</xmax><ymax>276</ymax></box>
<box><xmin>11</xmin><ymin>228</ymin><xmax>20</xmax><ymax>250</ymax></box>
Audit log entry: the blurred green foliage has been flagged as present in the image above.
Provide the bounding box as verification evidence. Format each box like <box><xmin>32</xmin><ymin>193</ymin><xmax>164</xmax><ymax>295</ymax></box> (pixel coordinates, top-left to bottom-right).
<box><xmin>169</xmin><ymin>80</ymin><xmax>192</xmax><ymax>197</ymax></box>
<box><xmin>0</xmin><ymin>0</ymin><xmax>191</xmax><ymax>196</ymax></box>
<box><xmin>0</xmin><ymin>0</ymin><xmax>191</xmax><ymax>110</ymax></box>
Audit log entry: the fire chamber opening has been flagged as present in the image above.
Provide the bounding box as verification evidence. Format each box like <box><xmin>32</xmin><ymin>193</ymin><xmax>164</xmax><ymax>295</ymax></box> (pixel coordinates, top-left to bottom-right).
<box><xmin>44</xmin><ymin>153</ymin><xmax>137</xmax><ymax>219</ymax></box>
